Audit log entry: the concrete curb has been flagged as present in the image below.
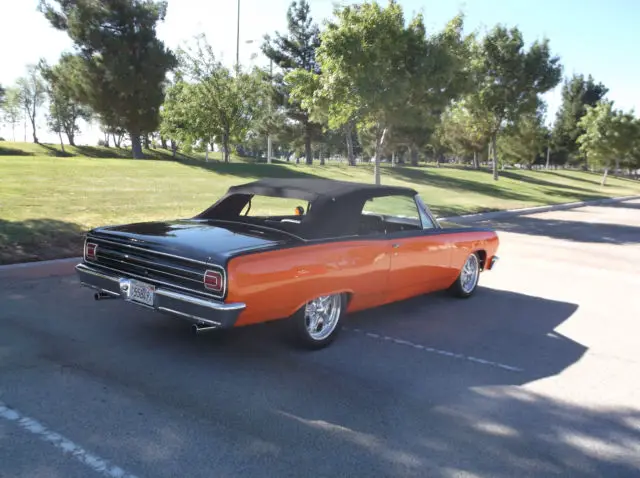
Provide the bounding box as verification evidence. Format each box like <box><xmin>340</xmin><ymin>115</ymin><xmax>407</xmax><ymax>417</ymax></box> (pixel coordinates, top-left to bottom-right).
<box><xmin>1</xmin><ymin>194</ymin><xmax>639</xmax><ymax>280</ymax></box>
<box><xmin>437</xmin><ymin>194</ymin><xmax>640</xmax><ymax>224</ymax></box>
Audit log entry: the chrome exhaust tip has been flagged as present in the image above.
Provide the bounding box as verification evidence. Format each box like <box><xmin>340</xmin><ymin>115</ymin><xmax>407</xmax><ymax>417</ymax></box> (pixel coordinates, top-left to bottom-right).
<box><xmin>94</xmin><ymin>291</ymin><xmax>116</xmax><ymax>300</ymax></box>
<box><xmin>192</xmin><ymin>323</ymin><xmax>218</xmax><ymax>335</ymax></box>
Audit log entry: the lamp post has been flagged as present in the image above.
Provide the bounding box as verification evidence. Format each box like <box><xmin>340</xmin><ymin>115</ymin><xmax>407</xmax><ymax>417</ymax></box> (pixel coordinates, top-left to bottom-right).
<box><xmin>246</xmin><ymin>39</ymin><xmax>273</xmax><ymax>164</ymax></box>
<box><xmin>236</xmin><ymin>0</ymin><xmax>240</xmax><ymax>72</ymax></box>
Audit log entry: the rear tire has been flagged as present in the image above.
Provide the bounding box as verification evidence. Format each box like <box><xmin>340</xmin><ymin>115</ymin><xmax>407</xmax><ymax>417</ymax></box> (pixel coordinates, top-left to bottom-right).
<box><xmin>450</xmin><ymin>252</ymin><xmax>480</xmax><ymax>298</ymax></box>
<box><xmin>287</xmin><ymin>293</ymin><xmax>346</xmax><ymax>349</ymax></box>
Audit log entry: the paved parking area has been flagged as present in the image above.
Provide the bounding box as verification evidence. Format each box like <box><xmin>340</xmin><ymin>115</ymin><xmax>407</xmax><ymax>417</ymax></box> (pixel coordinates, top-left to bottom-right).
<box><xmin>1</xmin><ymin>199</ymin><xmax>640</xmax><ymax>477</ymax></box>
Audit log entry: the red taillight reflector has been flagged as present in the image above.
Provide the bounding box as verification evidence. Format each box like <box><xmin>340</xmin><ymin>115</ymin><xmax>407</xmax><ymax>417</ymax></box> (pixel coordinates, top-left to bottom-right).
<box><xmin>204</xmin><ymin>269</ymin><xmax>223</xmax><ymax>292</ymax></box>
<box><xmin>85</xmin><ymin>242</ymin><xmax>98</xmax><ymax>260</ymax></box>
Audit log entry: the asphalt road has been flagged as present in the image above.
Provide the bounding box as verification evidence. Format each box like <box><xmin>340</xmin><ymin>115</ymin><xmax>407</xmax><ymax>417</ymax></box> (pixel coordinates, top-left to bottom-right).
<box><xmin>1</xmin><ymin>199</ymin><xmax>640</xmax><ymax>478</ymax></box>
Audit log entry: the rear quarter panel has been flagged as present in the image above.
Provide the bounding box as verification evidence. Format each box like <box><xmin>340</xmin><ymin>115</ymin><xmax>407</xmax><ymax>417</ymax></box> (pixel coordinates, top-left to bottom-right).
<box><xmin>443</xmin><ymin>229</ymin><xmax>500</xmax><ymax>272</ymax></box>
<box><xmin>225</xmin><ymin>240</ymin><xmax>392</xmax><ymax>326</ymax></box>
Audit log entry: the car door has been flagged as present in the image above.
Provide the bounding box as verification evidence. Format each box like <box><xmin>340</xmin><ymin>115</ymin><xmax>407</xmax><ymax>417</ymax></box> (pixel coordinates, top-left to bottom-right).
<box><xmin>361</xmin><ymin>194</ymin><xmax>452</xmax><ymax>304</ymax></box>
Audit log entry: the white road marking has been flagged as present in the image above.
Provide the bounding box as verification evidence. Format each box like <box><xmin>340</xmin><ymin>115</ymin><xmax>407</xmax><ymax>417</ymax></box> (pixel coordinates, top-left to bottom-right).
<box><xmin>0</xmin><ymin>400</ymin><xmax>139</xmax><ymax>478</ymax></box>
<box><xmin>346</xmin><ymin>327</ymin><xmax>524</xmax><ymax>373</ymax></box>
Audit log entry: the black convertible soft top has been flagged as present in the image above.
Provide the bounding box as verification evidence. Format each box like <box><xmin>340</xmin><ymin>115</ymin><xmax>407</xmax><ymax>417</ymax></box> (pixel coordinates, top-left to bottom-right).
<box><xmin>225</xmin><ymin>178</ymin><xmax>418</xmax><ymax>202</ymax></box>
<box><xmin>196</xmin><ymin>178</ymin><xmax>420</xmax><ymax>239</ymax></box>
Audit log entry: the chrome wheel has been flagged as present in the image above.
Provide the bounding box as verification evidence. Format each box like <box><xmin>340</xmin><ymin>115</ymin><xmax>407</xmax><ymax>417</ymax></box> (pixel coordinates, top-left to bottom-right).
<box><xmin>304</xmin><ymin>294</ymin><xmax>342</xmax><ymax>341</ymax></box>
<box><xmin>460</xmin><ymin>253</ymin><xmax>480</xmax><ymax>294</ymax></box>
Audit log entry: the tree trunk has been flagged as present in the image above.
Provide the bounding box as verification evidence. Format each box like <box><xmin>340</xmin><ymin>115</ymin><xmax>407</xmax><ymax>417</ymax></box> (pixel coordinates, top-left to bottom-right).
<box><xmin>223</xmin><ymin>131</ymin><xmax>230</xmax><ymax>163</ymax></box>
<box><xmin>410</xmin><ymin>146</ymin><xmax>418</xmax><ymax>166</ymax></box>
<box><xmin>57</xmin><ymin>129</ymin><xmax>65</xmax><ymax>154</ymax></box>
<box><xmin>30</xmin><ymin>115</ymin><xmax>38</xmax><ymax>143</ymax></box>
<box><xmin>130</xmin><ymin>134</ymin><xmax>144</xmax><ymax>159</ymax></box>
<box><xmin>345</xmin><ymin>121</ymin><xmax>356</xmax><ymax>166</ymax></box>
<box><xmin>600</xmin><ymin>167</ymin><xmax>608</xmax><ymax>186</ymax></box>
<box><xmin>491</xmin><ymin>133</ymin><xmax>498</xmax><ymax>180</ymax></box>
<box><xmin>160</xmin><ymin>136</ymin><xmax>167</xmax><ymax>149</ymax></box>
<box><xmin>171</xmin><ymin>140</ymin><xmax>177</xmax><ymax>159</ymax></box>
<box><xmin>319</xmin><ymin>149</ymin><xmax>325</xmax><ymax>166</ymax></box>
<box><xmin>304</xmin><ymin>123</ymin><xmax>312</xmax><ymax>165</ymax></box>
<box><xmin>374</xmin><ymin>127</ymin><xmax>388</xmax><ymax>185</ymax></box>
<box><xmin>473</xmin><ymin>151</ymin><xmax>479</xmax><ymax>169</ymax></box>
<box><xmin>545</xmin><ymin>145</ymin><xmax>550</xmax><ymax>169</ymax></box>
<box><xmin>67</xmin><ymin>133</ymin><xmax>76</xmax><ymax>147</ymax></box>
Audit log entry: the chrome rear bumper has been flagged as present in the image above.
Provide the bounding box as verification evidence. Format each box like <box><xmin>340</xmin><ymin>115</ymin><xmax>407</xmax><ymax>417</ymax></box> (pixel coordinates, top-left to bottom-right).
<box><xmin>76</xmin><ymin>262</ymin><xmax>245</xmax><ymax>329</ymax></box>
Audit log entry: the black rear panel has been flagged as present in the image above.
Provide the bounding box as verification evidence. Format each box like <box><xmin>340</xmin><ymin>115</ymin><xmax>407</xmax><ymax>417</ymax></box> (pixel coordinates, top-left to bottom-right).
<box><xmin>84</xmin><ymin>236</ymin><xmax>226</xmax><ymax>300</ymax></box>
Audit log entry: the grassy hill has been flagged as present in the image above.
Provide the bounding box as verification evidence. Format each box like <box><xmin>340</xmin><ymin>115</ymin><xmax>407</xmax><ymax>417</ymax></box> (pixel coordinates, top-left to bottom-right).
<box><xmin>2</xmin><ymin>141</ymin><xmax>640</xmax><ymax>265</ymax></box>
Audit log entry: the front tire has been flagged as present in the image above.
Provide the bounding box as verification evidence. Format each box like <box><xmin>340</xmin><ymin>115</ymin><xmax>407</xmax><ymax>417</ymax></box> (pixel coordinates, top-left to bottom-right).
<box><xmin>288</xmin><ymin>293</ymin><xmax>346</xmax><ymax>349</ymax></box>
<box><xmin>450</xmin><ymin>252</ymin><xmax>481</xmax><ymax>298</ymax></box>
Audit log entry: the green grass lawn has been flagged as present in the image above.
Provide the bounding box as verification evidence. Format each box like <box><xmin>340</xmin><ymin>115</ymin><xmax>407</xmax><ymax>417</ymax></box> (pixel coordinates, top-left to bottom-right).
<box><xmin>2</xmin><ymin>143</ymin><xmax>640</xmax><ymax>265</ymax></box>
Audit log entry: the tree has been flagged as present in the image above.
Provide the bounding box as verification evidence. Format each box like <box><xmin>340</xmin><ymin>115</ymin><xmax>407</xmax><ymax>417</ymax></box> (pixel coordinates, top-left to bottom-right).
<box><xmin>552</xmin><ymin>74</ymin><xmax>608</xmax><ymax>167</ymax></box>
<box><xmin>497</xmin><ymin>103</ymin><xmax>548</xmax><ymax>168</ymax></box>
<box><xmin>16</xmin><ymin>65</ymin><xmax>46</xmax><ymax>143</ymax></box>
<box><xmin>290</xmin><ymin>0</ymin><xmax>459</xmax><ymax>184</ymax></box>
<box><xmin>262</xmin><ymin>0</ymin><xmax>323</xmax><ymax>165</ymax></box>
<box><xmin>159</xmin><ymin>75</ymin><xmax>195</xmax><ymax>158</ymax></box>
<box><xmin>1</xmin><ymin>87</ymin><xmax>23</xmax><ymax>141</ymax></box>
<box><xmin>39</xmin><ymin>57</ymin><xmax>93</xmax><ymax>147</ymax></box>
<box><xmin>469</xmin><ymin>25</ymin><xmax>562</xmax><ymax>180</ymax></box>
<box><xmin>0</xmin><ymin>84</ymin><xmax>5</xmax><ymax>106</ymax></box>
<box><xmin>38</xmin><ymin>0</ymin><xmax>178</xmax><ymax>158</ymax></box>
<box><xmin>440</xmin><ymin>100</ymin><xmax>493</xmax><ymax>168</ymax></box>
<box><xmin>177</xmin><ymin>35</ymin><xmax>269</xmax><ymax>162</ymax></box>
<box><xmin>576</xmin><ymin>101</ymin><xmax>637</xmax><ymax>185</ymax></box>
<box><xmin>391</xmin><ymin>14</ymin><xmax>475</xmax><ymax>167</ymax></box>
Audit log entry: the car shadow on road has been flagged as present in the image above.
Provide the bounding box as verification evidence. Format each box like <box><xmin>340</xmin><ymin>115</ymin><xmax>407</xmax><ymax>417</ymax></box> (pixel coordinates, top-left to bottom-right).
<box><xmin>462</xmin><ymin>215</ymin><xmax>640</xmax><ymax>245</ymax></box>
<box><xmin>6</xmin><ymin>276</ymin><xmax>639</xmax><ymax>477</ymax></box>
<box><xmin>602</xmin><ymin>200</ymin><xmax>640</xmax><ymax>210</ymax></box>
<box><xmin>344</xmin><ymin>286</ymin><xmax>585</xmax><ymax>386</ymax></box>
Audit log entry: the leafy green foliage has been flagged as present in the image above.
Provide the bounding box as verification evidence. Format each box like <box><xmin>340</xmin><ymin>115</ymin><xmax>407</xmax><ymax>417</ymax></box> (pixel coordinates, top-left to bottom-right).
<box><xmin>468</xmin><ymin>25</ymin><xmax>562</xmax><ymax>179</ymax></box>
<box><xmin>174</xmin><ymin>35</ymin><xmax>270</xmax><ymax>162</ymax></box>
<box><xmin>498</xmin><ymin>105</ymin><xmax>549</xmax><ymax>168</ymax></box>
<box><xmin>16</xmin><ymin>65</ymin><xmax>47</xmax><ymax>143</ymax></box>
<box><xmin>439</xmin><ymin>99</ymin><xmax>493</xmax><ymax>167</ymax></box>
<box><xmin>262</xmin><ymin>0</ymin><xmax>323</xmax><ymax>164</ymax></box>
<box><xmin>0</xmin><ymin>88</ymin><xmax>23</xmax><ymax>141</ymax></box>
<box><xmin>38</xmin><ymin>0</ymin><xmax>178</xmax><ymax>158</ymax></box>
<box><xmin>552</xmin><ymin>74</ymin><xmax>609</xmax><ymax>166</ymax></box>
<box><xmin>39</xmin><ymin>58</ymin><xmax>93</xmax><ymax>146</ymax></box>
<box><xmin>576</xmin><ymin>101</ymin><xmax>640</xmax><ymax>184</ymax></box>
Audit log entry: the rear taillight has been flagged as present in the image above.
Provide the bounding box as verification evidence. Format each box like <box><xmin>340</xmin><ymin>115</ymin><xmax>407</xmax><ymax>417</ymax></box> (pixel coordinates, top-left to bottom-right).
<box><xmin>85</xmin><ymin>242</ymin><xmax>98</xmax><ymax>261</ymax></box>
<box><xmin>204</xmin><ymin>269</ymin><xmax>223</xmax><ymax>292</ymax></box>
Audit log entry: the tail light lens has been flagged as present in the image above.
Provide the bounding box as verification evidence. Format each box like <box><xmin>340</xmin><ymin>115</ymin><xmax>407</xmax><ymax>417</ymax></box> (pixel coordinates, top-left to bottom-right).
<box><xmin>85</xmin><ymin>242</ymin><xmax>98</xmax><ymax>261</ymax></box>
<box><xmin>204</xmin><ymin>269</ymin><xmax>223</xmax><ymax>292</ymax></box>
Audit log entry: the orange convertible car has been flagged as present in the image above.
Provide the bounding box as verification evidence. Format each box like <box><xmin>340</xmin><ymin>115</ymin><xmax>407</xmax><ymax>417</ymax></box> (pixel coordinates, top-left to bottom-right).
<box><xmin>76</xmin><ymin>178</ymin><xmax>499</xmax><ymax>349</ymax></box>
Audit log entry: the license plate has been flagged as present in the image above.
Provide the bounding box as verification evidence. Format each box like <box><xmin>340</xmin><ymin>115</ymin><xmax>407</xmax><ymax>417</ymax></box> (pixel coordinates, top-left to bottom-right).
<box><xmin>128</xmin><ymin>279</ymin><xmax>155</xmax><ymax>306</ymax></box>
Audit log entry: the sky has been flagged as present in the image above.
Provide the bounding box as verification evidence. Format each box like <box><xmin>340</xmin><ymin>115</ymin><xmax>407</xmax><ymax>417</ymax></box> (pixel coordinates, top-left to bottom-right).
<box><xmin>1</xmin><ymin>0</ymin><xmax>639</xmax><ymax>145</ymax></box>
